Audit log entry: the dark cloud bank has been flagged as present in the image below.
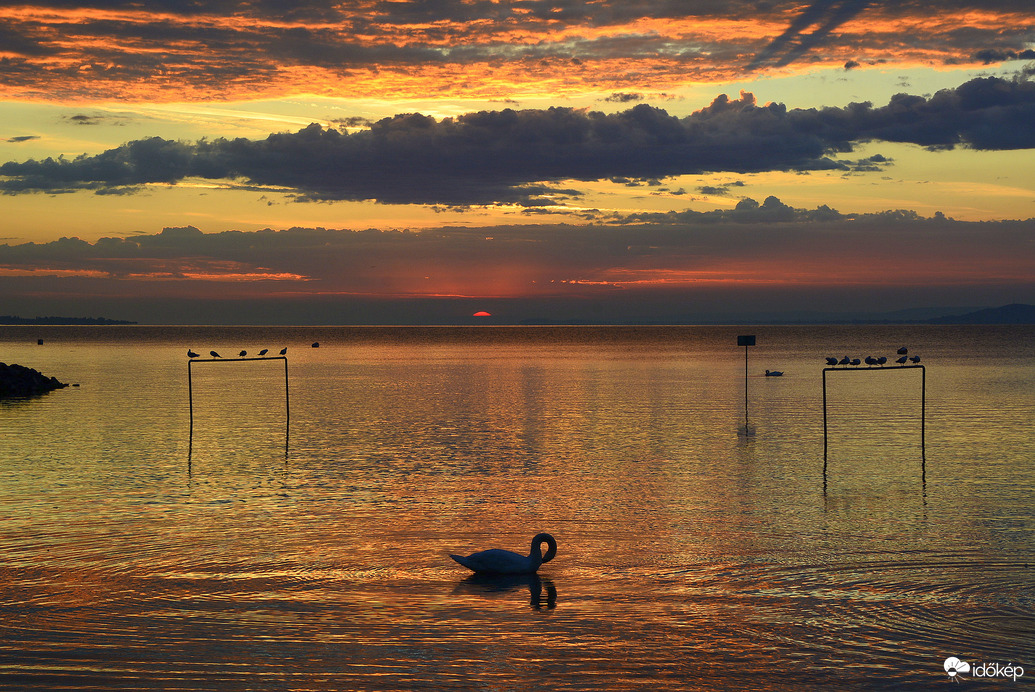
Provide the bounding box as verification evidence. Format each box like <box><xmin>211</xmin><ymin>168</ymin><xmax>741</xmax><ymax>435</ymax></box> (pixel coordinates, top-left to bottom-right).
<box><xmin>3</xmin><ymin>76</ymin><xmax>1034</xmax><ymax>206</ymax></box>
<box><xmin>1</xmin><ymin>199</ymin><xmax>1032</xmax><ymax>324</ymax></box>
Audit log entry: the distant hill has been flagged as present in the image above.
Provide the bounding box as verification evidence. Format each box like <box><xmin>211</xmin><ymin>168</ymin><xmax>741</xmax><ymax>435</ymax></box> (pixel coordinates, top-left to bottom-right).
<box><xmin>925</xmin><ymin>304</ymin><xmax>1035</xmax><ymax>325</ymax></box>
<box><xmin>0</xmin><ymin>315</ymin><xmax>137</xmax><ymax>325</ymax></box>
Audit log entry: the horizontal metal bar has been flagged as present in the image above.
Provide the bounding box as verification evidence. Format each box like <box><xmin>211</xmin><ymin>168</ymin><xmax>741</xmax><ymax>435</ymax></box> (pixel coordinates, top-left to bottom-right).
<box><xmin>189</xmin><ymin>356</ymin><xmax>287</xmax><ymax>364</ymax></box>
<box><xmin>822</xmin><ymin>364</ymin><xmax>924</xmax><ymax>373</ymax></box>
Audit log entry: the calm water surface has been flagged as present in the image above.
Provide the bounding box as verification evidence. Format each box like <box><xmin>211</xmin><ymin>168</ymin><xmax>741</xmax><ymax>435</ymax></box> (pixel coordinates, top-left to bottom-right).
<box><xmin>1</xmin><ymin>325</ymin><xmax>1032</xmax><ymax>690</ymax></box>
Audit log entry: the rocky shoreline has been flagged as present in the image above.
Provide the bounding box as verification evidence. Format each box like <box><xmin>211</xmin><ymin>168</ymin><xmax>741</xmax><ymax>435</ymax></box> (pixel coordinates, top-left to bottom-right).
<box><xmin>0</xmin><ymin>363</ymin><xmax>70</xmax><ymax>397</ymax></box>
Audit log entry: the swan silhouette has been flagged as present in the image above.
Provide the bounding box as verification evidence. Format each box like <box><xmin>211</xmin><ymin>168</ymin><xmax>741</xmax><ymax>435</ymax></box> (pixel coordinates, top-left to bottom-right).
<box><xmin>451</xmin><ymin>533</ymin><xmax>557</xmax><ymax>575</ymax></box>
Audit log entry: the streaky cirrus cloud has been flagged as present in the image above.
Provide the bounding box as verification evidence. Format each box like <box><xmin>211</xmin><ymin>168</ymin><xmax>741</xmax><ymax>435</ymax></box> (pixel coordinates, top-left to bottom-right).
<box><xmin>0</xmin><ymin>2</ymin><xmax>1032</xmax><ymax>100</ymax></box>
<box><xmin>1</xmin><ymin>76</ymin><xmax>1033</xmax><ymax>206</ymax></box>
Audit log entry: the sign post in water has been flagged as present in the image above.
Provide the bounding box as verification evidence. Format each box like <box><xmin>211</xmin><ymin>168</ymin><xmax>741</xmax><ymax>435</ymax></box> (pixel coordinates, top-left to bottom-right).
<box><xmin>737</xmin><ymin>335</ymin><xmax>755</xmax><ymax>431</ymax></box>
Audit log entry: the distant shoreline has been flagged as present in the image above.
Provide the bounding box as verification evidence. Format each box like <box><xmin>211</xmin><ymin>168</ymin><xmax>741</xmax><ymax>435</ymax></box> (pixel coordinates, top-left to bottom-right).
<box><xmin>0</xmin><ymin>316</ymin><xmax>137</xmax><ymax>325</ymax></box>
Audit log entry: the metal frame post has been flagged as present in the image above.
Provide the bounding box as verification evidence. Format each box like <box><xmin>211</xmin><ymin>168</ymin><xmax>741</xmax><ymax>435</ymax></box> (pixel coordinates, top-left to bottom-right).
<box><xmin>188</xmin><ymin>355</ymin><xmax>290</xmax><ymax>456</ymax></box>
<box><xmin>822</xmin><ymin>363</ymin><xmax>926</xmax><ymax>471</ymax></box>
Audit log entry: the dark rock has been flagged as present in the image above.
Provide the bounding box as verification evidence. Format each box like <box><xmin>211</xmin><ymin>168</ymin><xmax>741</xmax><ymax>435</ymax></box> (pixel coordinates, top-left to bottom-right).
<box><xmin>0</xmin><ymin>362</ymin><xmax>70</xmax><ymax>397</ymax></box>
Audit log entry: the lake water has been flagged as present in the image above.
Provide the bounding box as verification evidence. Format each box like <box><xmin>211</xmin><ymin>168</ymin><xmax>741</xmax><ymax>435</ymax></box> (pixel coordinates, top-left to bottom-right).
<box><xmin>0</xmin><ymin>325</ymin><xmax>1032</xmax><ymax>690</ymax></box>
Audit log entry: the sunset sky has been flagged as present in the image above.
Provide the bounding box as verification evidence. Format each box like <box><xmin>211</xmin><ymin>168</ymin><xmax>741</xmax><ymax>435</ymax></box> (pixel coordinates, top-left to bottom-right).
<box><xmin>1</xmin><ymin>0</ymin><xmax>1033</xmax><ymax>324</ymax></box>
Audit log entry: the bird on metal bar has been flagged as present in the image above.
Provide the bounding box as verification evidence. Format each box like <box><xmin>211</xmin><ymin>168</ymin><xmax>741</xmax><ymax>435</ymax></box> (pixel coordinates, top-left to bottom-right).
<box><xmin>187</xmin><ymin>350</ymin><xmax>199</xmax><ymax>358</ymax></box>
<box><xmin>258</xmin><ymin>349</ymin><xmax>268</xmax><ymax>356</ymax></box>
<box><xmin>239</xmin><ymin>350</ymin><xmax>247</xmax><ymax>357</ymax></box>
<box><xmin>279</xmin><ymin>347</ymin><xmax>288</xmax><ymax>355</ymax></box>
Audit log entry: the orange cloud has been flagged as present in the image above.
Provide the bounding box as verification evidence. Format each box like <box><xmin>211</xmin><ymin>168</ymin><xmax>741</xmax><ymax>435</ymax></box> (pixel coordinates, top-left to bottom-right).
<box><xmin>1</xmin><ymin>4</ymin><xmax>1031</xmax><ymax>102</ymax></box>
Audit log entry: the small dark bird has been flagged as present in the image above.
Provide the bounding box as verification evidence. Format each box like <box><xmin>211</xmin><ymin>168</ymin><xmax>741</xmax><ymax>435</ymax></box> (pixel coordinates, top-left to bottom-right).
<box><xmin>279</xmin><ymin>347</ymin><xmax>288</xmax><ymax>355</ymax></box>
<box><xmin>826</xmin><ymin>357</ymin><xmax>838</xmax><ymax>366</ymax></box>
<box><xmin>838</xmin><ymin>356</ymin><xmax>851</xmax><ymax>366</ymax></box>
<box><xmin>210</xmin><ymin>351</ymin><xmax>221</xmax><ymax>358</ymax></box>
<box><xmin>258</xmin><ymin>349</ymin><xmax>268</xmax><ymax>357</ymax></box>
<box><xmin>910</xmin><ymin>355</ymin><xmax>921</xmax><ymax>363</ymax></box>
<box><xmin>850</xmin><ymin>359</ymin><xmax>861</xmax><ymax>366</ymax></box>
<box><xmin>765</xmin><ymin>370</ymin><xmax>783</xmax><ymax>376</ymax></box>
<box><xmin>876</xmin><ymin>356</ymin><xmax>887</xmax><ymax>366</ymax></box>
<box><xmin>896</xmin><ymin>355</ymin><xmax>908</xmax><ymax>364</ymax></box>
<box><xmin>239</xmin><ymin>350</ymin><xmax>247</xmax><ymax>357</ymax></box>
<box><xmin>311</xmin><ymin>342</ymin><xmax>320</xmax><ymax>348</ymax></box>
<box><xmin>897</xmin><ymin>347</ymin><xmax>908</xmax><ymax>355</ymax></box>
<box><xmin>865</xmin><ymin>356</ymin><xmax>876</xmax><ymax>366</ymax></box>
<box><xmin>187</xmin><ymin>349</ymin><xmax>199</xmax><ymax>358</ymax></box>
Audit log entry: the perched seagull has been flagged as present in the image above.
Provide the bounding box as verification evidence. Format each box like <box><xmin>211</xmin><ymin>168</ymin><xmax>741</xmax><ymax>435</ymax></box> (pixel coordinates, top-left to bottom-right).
<box><xmin>187</xmin><ymin>349</ymin><xmax>199</xmax><ymax>359</ymax></box>
<box><xmin>765</xmin><ymin>370</ymin><xmax>784</xmax><ymax>376</ymax></box>
<box><xmin>876</xmin><ymin>356</ymin><xmax>887</xmax><ymax>366</ymax></box>
<box><xmin>850</xmin><ymin>359</ymin><xmax>861</xmax><ymax>366</ymax></box>
<box><xmin>210</xmin><ymin>351</ymin><xmax>221</xmax><ymax>358</ymax></box>
<box><xmin>838</xmin><ymin>356</ymin><xmax>851</xmax><ymax>366</ymax></box>
<box><xmin>910</xmin><ymin>355</ymin><xmax>921</xmax><ymax>363</ymax></box>
<box><xmin>897</xmin><ymin>347</ymin><xmax>908</xmax><ymax>355</ymax></box>
<box><xmin>826</xmin><ymin>357</ymin><xmax>839</xmax><ymax>366</ymax></box>
<box><xmin>279</xmin><ymin>347</ymin><xmax>288</xmax><ymax>355</ymax></box>
<box><xmin>239</xmin><ymin>350</ymin><xmax>247</xmax><ymax>357</ymax></box>
<box><xmin>258</xmin><ymin>349</ymin><xmax>269</xmax><ymax>357</ymax></box>
<box><xmin>896</xmin><ymin>355</ymin><xmax>908</xmax><ymax>364</ymax></box>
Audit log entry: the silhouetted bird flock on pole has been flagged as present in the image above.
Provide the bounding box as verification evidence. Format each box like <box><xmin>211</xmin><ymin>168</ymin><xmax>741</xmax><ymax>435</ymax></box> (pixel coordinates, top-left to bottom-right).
<box><xmin>188</xmin><ymin>347</ymin><xmax>288</xmax><ymax>359</ymax></box>
<box><xmin>826</xmin><ymin>347</ymin><xmax>921</xmax><ymax>368</ymax></box>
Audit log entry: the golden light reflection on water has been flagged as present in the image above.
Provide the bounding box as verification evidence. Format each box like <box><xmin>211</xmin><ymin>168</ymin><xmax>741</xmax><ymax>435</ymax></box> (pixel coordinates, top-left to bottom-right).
<box><xmin>0</xmin><ymin>326</ymin><xmax>1032</xmax><ymax>689</ymax></box>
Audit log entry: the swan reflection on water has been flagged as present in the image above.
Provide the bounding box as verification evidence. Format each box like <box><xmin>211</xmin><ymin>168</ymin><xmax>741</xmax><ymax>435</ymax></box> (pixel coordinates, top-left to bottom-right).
<box><xmin>454</xmin><ymin>572</ymin><xmax>558</xmax><ymax>610</ymax></box>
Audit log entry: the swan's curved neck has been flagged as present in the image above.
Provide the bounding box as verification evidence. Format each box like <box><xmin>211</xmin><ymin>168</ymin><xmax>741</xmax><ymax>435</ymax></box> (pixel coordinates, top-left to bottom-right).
<box><xmin>529</xmin><ymin>533</ymin><xmax>557</xmax><ymax>567</ymax></box>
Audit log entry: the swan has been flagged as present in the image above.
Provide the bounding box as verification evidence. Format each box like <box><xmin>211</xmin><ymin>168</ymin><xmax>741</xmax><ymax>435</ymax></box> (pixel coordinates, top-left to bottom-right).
<box><xmin>451</xmin><ymin>533</ymin><xmax>557</xmax><ymax>575</ymax></box>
